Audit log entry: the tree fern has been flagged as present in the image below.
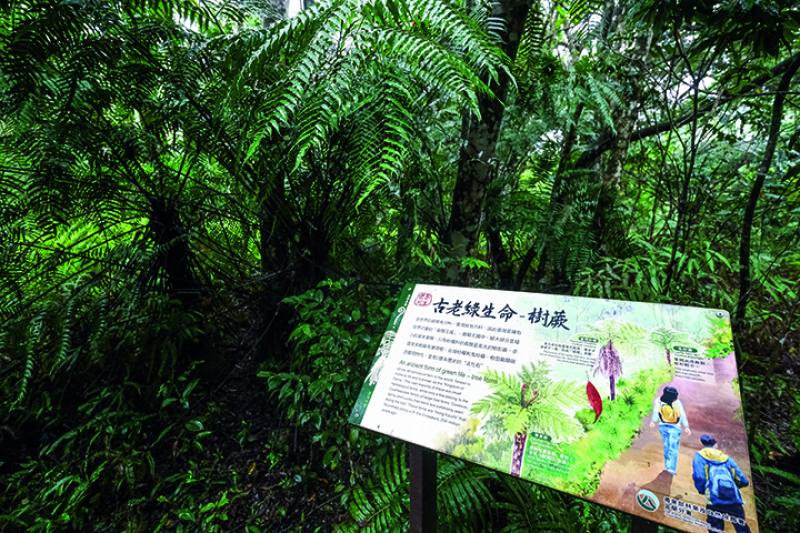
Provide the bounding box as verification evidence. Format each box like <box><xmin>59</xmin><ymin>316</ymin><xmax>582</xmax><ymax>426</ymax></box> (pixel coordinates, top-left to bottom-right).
<box><xmin>227</xmin><ymin>0</ymin><xmax>506</xmax><ymax>204</ymax></box>
<box><xmin>473</xmin><ymin>363</ymin><xmax>585</xmax><ymax>444</ymax></box>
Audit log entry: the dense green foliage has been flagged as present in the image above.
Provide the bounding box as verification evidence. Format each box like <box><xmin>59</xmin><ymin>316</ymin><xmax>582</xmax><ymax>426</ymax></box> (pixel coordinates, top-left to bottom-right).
<box><xmin>1</xmin><ymin>0</ymin><xmax>799</xmax><ymax>531</ymax></box>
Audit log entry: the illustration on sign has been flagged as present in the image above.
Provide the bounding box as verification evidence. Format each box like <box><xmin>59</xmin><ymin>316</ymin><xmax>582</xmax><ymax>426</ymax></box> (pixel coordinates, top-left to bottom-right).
<box><xmin>350</xmin><ymin>284</ymin><xmax>758</xmax><ymax>533</ymax></box>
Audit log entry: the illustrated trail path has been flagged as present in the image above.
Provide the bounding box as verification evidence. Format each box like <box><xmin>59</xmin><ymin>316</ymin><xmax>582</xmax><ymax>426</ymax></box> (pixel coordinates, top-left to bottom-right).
<box><xmin>593</xmin><ymin>354</ymin><xmax>758</xmax><ymax>532</ymax></box>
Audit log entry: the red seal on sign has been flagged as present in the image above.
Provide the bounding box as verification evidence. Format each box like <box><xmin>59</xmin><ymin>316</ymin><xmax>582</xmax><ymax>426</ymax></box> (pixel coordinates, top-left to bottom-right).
<box><xmin>414</xmin><ymin>292</ymin><xmax>432</xmax><ymax>306</ymax></box>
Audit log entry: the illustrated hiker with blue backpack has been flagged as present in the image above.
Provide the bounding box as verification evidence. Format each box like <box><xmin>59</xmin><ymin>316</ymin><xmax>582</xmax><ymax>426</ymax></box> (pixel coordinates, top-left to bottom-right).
<box><xmin>692</xmin><ymin>434</ymin><xmax>751</xmax><ymax>533</ymax></box>
<box><xmin>649</xmin><ymin>386</ymin><xmax>691</xmax><ymax>474</ymax></box>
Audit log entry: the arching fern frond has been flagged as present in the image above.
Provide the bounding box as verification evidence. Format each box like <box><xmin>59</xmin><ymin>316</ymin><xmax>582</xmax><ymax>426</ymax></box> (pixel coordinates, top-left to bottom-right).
<box><xmin>344</xmin><ymin>444</ymin><xmax>409</xmax><ymax>532</ymax></box>
<box><xmin>513</xmin><ymin>2</ymin><xmax>546</xmax><ymax>105</ymax></box>
<box><xmin>226</xmin><ymin>0</ymin><xmax>507</xmax><ymax>204</ymax></box>
<box><xmin>341</xmin><ymin>445</ymin><xmax>499</xmax><ymax>532</ymax></box>
<box><xmin>494</xmin><ymin>476</ymin><xmax>581</xmax><ymax>533</ymax></box>
<box><xmin>436</xmin><ymin>457</ymin><xmax>496</xmax><ymax>531</ymax></box>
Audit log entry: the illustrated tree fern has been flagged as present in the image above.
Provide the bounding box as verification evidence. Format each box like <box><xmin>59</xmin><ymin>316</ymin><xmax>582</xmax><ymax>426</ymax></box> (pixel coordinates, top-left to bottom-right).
<box><xmin>586</xmin><ymin>320</ymin><xmax>648</xmax><ymax>400</ymax></box>
<box><xmin>593</xmin><ymin>340</ymin><xmax>622</xmax><ymax>400</ymax></box>
<box><xmin>472</xmin><ymin>363</ymin><xmax>584</xmax><ymax>477</ymax></box>
<box><xmin>650</xmin><ymin>327</ymin><xmax>692</xmax><ymax>366</ymax></box>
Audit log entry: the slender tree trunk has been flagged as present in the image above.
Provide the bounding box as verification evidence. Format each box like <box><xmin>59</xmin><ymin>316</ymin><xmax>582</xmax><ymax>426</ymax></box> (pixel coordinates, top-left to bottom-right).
<box><xmin>256</xmin><ymin>173</ymin><xmax>298</xmax><ymax>362</ymax></box>
<box><xmin>665</xmin><ymin>348</ymin><xmax>672</xmax><ymax>367</ymax></box>
<box><xmin>735</xmin><ymin>55</ymin><xmax>800</xmax><ymax>331</ymax></box>
<box><xmin>148</xmin><ymin>197</ymin><xmax>201</xmax><ymax>306</ymax></box>
<box><xmin>488</xmin><ymin>227</ymin><xmax>515</xmax><ymax>289</ymax></box>
<box><xmin>446</xmin><ymin>0</ymin><xmax>529</xmax><ymax>284</ymax></box>
<box><xmin>590</xmin><ymin>29</ymin><xmax>653</xmax><ymax>253</ymax></box>
<box><xmin>609</xmin><ymin>375</ymin><xmax>616</xmax><ymax>400</ymax></box>
<box><xmin>664</xmin><ymin>32</ymin><xmax>711</xmax><ymax>293</ymax></box>
<box><xmin>396</xmin><ymin>179</ymin><xmax>416</xmax><ymax>265</ymax></box>
<box><xmin>259</xmin><ymin>175</ymin><xmax>291</xmax><ymax>273</ymax></box>
<box><xmin>515</xmin><ymin>103</ymin><xmax>585</xmax><ymax>290</ymax></box>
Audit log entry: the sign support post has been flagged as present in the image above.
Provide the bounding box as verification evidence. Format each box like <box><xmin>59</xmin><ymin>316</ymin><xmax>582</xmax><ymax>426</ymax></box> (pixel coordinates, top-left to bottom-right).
<box><xmin>409</xmin><ymin>444</ymin><xmax>437</xmax><ymax>533</ymax></box>
<box><xmin>631</xmin><ymin>516</ymin><xmax>660</xmax><ymax>532</ymax></box>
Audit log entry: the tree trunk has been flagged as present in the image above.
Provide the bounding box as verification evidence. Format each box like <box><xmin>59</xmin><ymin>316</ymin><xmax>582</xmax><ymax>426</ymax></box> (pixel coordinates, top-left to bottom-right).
<box><xmin>516</xmin><ymin>103</ymin><xmax>584</xmax><ymax>290</ymax></box>
<box><xmin>146</xmin><ymin>197</ymin><xmax>219</xmax><ymax>378</ymax></box>
<box><xmin>446</xmin><ymin>0</ymin><xmax>529</xmax><ymax>284</ymax></box>
<box><xmin>510</xmin><ymin>431</ymin><xmax>528</xmax><ymax>477</ymax></box>
<box><xmin>590</xmin><ymin>29</ymin><xmax>653</xmax><ymax>253</ymax></box>
<box><xmin>147</xmin><ymin>197</ymin><xmax>201</xmax><ymax>306</ymax></box>
<box><xmin>256</xmin><ymin>173</ymin><xmax>298</xmax><ymax>363</ymax></box>
<box><xmin>259</xmin><ymin>175</ymin><xmax>292</xmax><ymax>273</ymax></box>
<box><xmin>609</xmin><ymin>375</ymin><xmax>616</xmax><ymax>400</ymax></box>
<box><xmin>735</xmin><ymin>54</ymin><xmax>800</xmax><ymax>331</ymax></box>
<box><xmin>488</xmin><ymin>227</ymin><xmax>515</xmax><ymax>289</ymax></box>
<box><xmin>396</xmin><ymin>179</ymin><xmax>416</xmax><ymax>266</ymax></box>
<box><xmin>665</xmin><ymin>348</ymin><xmax>672</xmax><ymax>367</ymax></box>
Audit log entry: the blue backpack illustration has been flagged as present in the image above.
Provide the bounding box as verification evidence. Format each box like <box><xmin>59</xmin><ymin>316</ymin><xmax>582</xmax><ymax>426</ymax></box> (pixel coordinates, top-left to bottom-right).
<box><xmin>707</xmin><ymin>462</ymin><xmax>739</xmax><ymax>503</ymax></box>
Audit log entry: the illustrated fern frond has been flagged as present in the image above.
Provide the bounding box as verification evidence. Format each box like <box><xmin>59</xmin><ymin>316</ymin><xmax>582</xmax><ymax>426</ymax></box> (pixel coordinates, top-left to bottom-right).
<box><xmin>528</xmin><ymin>404</ymin><xmax>584</xmax><ymax>443</ymax></box>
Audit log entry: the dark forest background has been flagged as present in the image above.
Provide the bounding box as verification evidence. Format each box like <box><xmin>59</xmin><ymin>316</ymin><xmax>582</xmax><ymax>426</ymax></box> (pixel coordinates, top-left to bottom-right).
<box><xmin>1</xmin><ymin>0</ymin><xmax>799</xmax><ymax>531</ymax></box>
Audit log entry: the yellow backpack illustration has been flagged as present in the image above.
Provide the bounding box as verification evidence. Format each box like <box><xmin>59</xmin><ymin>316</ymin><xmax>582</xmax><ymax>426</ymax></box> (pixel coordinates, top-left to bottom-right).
<box><xmin>659</xmin><ymin>401</ymin><xmax>680</xmax><ymax>424</ymax></box>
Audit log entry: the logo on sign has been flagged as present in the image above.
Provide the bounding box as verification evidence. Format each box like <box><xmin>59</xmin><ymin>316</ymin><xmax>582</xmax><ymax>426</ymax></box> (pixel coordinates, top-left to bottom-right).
<box><xmin>414</xmin><ymin>293</ymin><xmax>432</xmax><ymax>306</ymax></box>
<box><xmin>635</xmin><ymin>489</ymin><xmax>660</xmax><ymax>512</ymax></box>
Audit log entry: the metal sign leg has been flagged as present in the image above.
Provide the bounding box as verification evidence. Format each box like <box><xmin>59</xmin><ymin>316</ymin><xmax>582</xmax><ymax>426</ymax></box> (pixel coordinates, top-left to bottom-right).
<box><xmin>409</xmin><ymin>444</ymin><xmax>437</xmax><ymax>533</ymax></box>
<box><xmin>631</xmin><ymin>516</ymin><xmax>659</xmax><ymax>532</ymax></box>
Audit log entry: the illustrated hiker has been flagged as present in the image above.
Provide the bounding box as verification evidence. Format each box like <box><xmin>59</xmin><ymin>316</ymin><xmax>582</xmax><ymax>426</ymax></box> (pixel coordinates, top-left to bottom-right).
<box><xmin>649</xmin><ymin>386</ymin><xmax>691</xmax><ymax>474</ymax></box>
<box><xmin>692</xmin><ymin>434</ymin><xmax>751</xmax><ymax>533</ymax></box>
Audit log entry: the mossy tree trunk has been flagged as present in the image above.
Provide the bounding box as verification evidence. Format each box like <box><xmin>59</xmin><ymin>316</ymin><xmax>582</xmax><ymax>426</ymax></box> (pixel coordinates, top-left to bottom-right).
<box><xmin>446</xmin><ymin>0</ymin><xmax>529</xmax><ymax>284</ymax></box>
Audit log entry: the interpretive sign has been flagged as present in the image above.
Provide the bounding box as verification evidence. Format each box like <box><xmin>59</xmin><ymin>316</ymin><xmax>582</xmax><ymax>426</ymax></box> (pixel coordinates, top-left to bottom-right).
<box><xmin>350</xmin><ymin>284</ymin><xmax>758</xmax><ymax>533</ymax></box>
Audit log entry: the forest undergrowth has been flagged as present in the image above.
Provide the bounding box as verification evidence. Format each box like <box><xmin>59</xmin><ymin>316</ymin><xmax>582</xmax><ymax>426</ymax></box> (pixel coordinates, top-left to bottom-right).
<box><xmin>2</xmin><ymin>0</ymin><xmax>800</xmax><ymax>531</ymax></box>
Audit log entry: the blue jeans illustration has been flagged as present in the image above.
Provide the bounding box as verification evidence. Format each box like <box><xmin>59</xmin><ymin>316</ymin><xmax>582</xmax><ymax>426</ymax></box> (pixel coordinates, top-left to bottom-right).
<box><xmin>659</xmin><ymin>423</ymin><xmax>681</xmax><ymax>473</ymax></box>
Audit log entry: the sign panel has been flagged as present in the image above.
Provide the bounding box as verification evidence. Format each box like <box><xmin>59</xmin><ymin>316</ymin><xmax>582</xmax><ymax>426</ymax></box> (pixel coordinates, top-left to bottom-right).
<box><xmin>350</xmin><ymin>284</ymin><xmax>758</xmax><ymax>533</ymax></box>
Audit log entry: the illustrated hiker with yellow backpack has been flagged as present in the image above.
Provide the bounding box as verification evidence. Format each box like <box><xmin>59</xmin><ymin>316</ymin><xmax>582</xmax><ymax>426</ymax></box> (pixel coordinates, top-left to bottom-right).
<box><xmin>649</xmin><ymin>386</ymin><xmax>691</xmax><ymax>474</ymax></box>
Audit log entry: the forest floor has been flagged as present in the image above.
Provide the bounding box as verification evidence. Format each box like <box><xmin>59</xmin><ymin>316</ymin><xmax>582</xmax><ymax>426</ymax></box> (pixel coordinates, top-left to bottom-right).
<box><xmin>593</xmin><ymin>354</ymin><xmax>758</xmax><ymax>532</ymax></box>
<box><xmin>195</xmin><ymin>350</ymin><xmax>347</xmax><ymax>531</ymax></box>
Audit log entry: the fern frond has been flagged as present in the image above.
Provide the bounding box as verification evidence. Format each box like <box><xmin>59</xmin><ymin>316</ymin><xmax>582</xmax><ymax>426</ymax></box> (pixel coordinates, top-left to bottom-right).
<box><xmin>494</xmin><ymin>477</ymin><xmax>578</xmax><ymax>532</ymax></box>
<box><xmin>342</xmin><ymin>446</ymin><xmax>498</xmax><ymax>532</ymax></box>
<box><xmin>13</xmin><ymin>311</ymin><xmax>45</xmax><ymax>407</ymax></box>
<box><xmin>436</xmin><ymin>457</ymin><xmax>496</xmax><ymax>531</ymax></box>
<box><xmin>344</xmin><ymin>444</ymin><xmax>409</xmax><ymax>532</ymax></box>
<box><xmin>514</xmin><ymin>3</ymin><xmax>546</xmax><ymax>104</ymax></box>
